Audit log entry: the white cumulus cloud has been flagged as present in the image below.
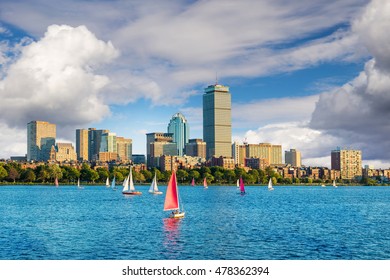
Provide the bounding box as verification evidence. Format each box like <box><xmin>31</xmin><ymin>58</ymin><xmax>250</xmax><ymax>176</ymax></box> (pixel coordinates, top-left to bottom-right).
<box><xmin>0</xmin><ymin>24</ymin><xmax>119</xmax><ymax>138</ymax></box>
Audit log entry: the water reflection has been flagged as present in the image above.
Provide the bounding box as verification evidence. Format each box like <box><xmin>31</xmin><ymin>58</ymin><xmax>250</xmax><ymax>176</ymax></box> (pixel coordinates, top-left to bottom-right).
<box><xmin>161</xmin><ymin>218</ymin><xmax>183</xmax><ymax>259</ymax></box>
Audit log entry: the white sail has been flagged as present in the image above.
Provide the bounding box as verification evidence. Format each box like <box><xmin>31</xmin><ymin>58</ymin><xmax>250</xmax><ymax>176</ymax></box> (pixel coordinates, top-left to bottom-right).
<box><xmin>77</xmin><ymin>178</ymin><xmax>80</xmax><ymax>187</ymax></box>
<box><xmin>111</xmin><ymin>177</ymin><xmax>116</xmax><ymax>190</ymax></box>
<box><xmin>122</xmin><ymin>175</ymin><xmax>129</xmax><ymax>192</ymax></box>
<box><xmin>333</xmin><ymin>180</ymin><xmax>337</xmax><ymax>188</ymax></box>
<box><xmin>268</xmin><ymin>178</ymin><xmax>274</xmax><ymax>191</ymax></box>
<box><xmin>129</xmin><ymin>166</ymin><xmax>135</xmax><ymax>191</ymax></box>
<box><xmin>149</xmin><ymin>173</ymin><xmax>158</xmax><ymax>193</ymax></box>
<box><xmin>106</xmin><ymin>177</ymin><xmax>110</xmax><ymax>187</ymax></box>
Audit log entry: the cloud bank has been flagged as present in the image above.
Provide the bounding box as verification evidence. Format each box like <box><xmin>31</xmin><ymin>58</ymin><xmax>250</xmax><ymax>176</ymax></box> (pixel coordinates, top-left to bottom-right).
<box><xmin>0</xmin><ymin>24</ymin><xmax>118</xmax><ymax>136</ymax></box>
<box><xmin>310</xmin><ymin>0</ymin><xmax>390</xmax><ymax>163</ymax></box>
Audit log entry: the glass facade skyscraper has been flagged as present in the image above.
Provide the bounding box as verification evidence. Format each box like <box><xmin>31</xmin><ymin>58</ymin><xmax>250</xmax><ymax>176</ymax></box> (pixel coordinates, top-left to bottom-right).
<box><xmin>167</xmin><ymin>112</ymin><xmax>189</xmax><ymax>156</ymax></box>
<box><xmin>203</xmin><ymin>84</ymin><xmax>232</xmax><ymax>159</ymax></box>
<box><xmin>27</xmin><ymin>121</ymin><xmax>56</xmax><ymax>161</ymax></box>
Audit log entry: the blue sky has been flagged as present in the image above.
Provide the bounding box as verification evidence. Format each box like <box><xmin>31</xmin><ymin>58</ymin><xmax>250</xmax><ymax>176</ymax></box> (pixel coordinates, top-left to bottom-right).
<box><xmin>1</xmin><ymin>0</ymin><xmax>390</xmax><ymax>168</ymax></box>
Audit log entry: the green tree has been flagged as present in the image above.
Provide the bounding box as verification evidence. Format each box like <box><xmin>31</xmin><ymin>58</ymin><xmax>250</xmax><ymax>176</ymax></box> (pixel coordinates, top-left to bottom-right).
<box><xmin>97</xmin><ymin>167</ymin><xmax>110</xmax><ymax>183</ymax></box>
<box><xmin>0</xmin><ymin>165</ymin><xmax>8</xmax><ymax>181</ymax></box>
<box><xmin>223</xmin><ymin>169</ymin><xmax>236</xmax><ymax>184</ymax></box>
<box><xmin>36</xmin><ymin>165</ymin><xmax>50</xmax><ymax>183</ymax></box>
<box><xmin>188</xmin><ymin>170</ymin><xmax>200</xmax><ymax>184</ymax></box>
<box><xmin>176</xmin><ymin>169</ymin><xmax>188</xmax><ymax>183</ymax></box>
<box><xmin>141</xmin><ymin>170</ymin><xmax>153</xmax><ymax>182</ymax></box>
<box><xmin>21</xmin><ymin>168</ymin><xmax>36</xmax><ymax>183</ymax></box>
<box><xmin>214</xmin><ymin>171</ymin><xmax>224</xmax><ymax>183</ymax></box>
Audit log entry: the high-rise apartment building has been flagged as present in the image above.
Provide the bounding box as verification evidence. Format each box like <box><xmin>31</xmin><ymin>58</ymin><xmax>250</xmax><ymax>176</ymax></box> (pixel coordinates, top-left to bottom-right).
<box><xmin>185</xmin><ymin>139</ymin><xmax>206</xmax><ymax>158</ymax></box>
<box><xmin>100</xmin><ymin>132</ymin><xmax>117</xmax><ymax>153</ymax></box>
<box><xmin>285</xmin><ymin>149</ymin><xmax>302</xmax><ymax>167</ymax></box>
<box><xmin>146</xmin><ymin>132</ymin><xmax>177</xmax><ymax>168</ymax></box>
<box><xmin>167</xmin><ymin>112</ymin><xmax>189</xmax><ymax>156</ymax></box>
<box><xmin>331</xmin><ymin>148</ymin><xmax>362</xmax><ymax>179</ymax></box>
<box><xmin>244</xmin><ymin>143</ymin><xmax>282</xmax><ymax>166</ymax></box>
<box><xmin>203</xmin><ymin>84</ymin><xmax>232</xmax><ymax>159</ymax></box>
<box><xmin>116</xmin><ymin>136</ymin><xmax>132</xmax><ymax>162</ymax></box>
<box><xmin>27</xmin><ymin>121</ymin><xmax>56</xmax><ymax>161</ymax></box>
<box><xmin>88</xmin><ymin>128</ymin><xmax>109</xmax><ymax>161</ymax></box>
<box><xmin>76</xmin><ymin>129</ymin><xmax>89</xmax><ymax>161</ymax></box>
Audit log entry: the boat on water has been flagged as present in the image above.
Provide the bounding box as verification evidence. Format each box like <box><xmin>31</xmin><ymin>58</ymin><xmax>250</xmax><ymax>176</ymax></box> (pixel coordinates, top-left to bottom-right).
<box><xmin>236</xmin><ymin>179</ymin><xmax>239</xmax><ymax>189</ymax></box>
<box><xmin>203</xmin><ymin>177</ymin><xmax>208</xmax><ymax>189</ymax></box>
<box><xmin>105</xmin><ymin>177</ymin><xmax>110</xmax><ymax>188</ymax></box>
<box><xmin>54</xmin><ymin>177</ymin><xmax>59</xmax><ymax>187</ymax></box>
<box><xmin>149</xmin><ymin>173</ymin><xmax>163</xmax><ymax>195</ymax></box>
<box><xmin>238</xmin><ymin>176</ymin><xmax>246</xmax><ymax>194</ymax></box>
<box><xmin>164</xmin><ymin>171</ymin><xmax>185</xmax><ymax>218</ymax></box>
<box><xmin>77</xmin><ymin>178</ymin><xmax>84</xmax><ymax>189</ymax></box>
<box><xmin>268</xmin><ymin>178</ymin><xmax>274</xmax><ymax>191</ymax></box>
<box><xmin>333</xmin><ymin>180</ymin><xmax>338</xmax><ymax>188</ymax></box>
<box><xmin>122</xmin><ymin>166</ymin><xmax>142</xmax><ymax>195</ymax></box>
<box><xmin>191</xmin><ymin>178</ymin><xmax>195</xmax><ymax>186</ymax></box>
<box><xmin>111</xmin><ymin>177</ymin><xmax>117</xmax><ymax>191</ymax></box>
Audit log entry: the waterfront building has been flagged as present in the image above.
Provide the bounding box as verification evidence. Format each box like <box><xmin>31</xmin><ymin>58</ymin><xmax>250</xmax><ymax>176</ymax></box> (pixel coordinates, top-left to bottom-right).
<box><xmin>167</xmin><ymin>112</ymin><xmax>189</xmax><ymax>156</ymax></box>
<box><xmin>185</xmin><ymin>139</ymin><xmax>206</xmax><ymax>158</ymax></box>
<box><xmin>98</xmin><ymin>152</ymin><xmax>118</xmax><ymax>162</ymax></box>
<box><xmin>27</xmin><ymin>120</ymin><xmax>56</xmax><ymax>162</ymax></box>
<box><xmin>285</xmin><ymin>149</ymin><xmax>302</xmax><ymax>167</ymax></box>
<box><xmin>88</xmin><ymin>128</ymin><xmax>109</xmax><ymax>161</ymax></box>
<box><xmin>146</xmin><ymin>132</ymin><xmax>176</xmax><ymax>168</ymax></box>
<box><xmin>203</xmin><ymin>84</ymin><xmax>232</xmax><ymax>159</ymax></box>
<box><xmin>245</xmin><ymin>157</ymin><xmax>269</xmax><ymax>170</ymax></box>
<box><xmin>132</xmin><ymin>154</ymin><xmax>146</xmax><ymax>164</ymax></box>
<box><xmin>116</xmin><ymin>136</ymin><xmax>132</xmax><ymax>162</ymax></box>
<box><xmin>210</xmin><ymin>156</ymin><xmax>235</xmax><ymax>170</ymax></box>
<box><xmin>331</xmin><ymin>148</ymin><xmax>362</xmax><ymax>180</ymax></box>
<box><xmin>76</xmin><ymin>129</ymin><xmax>89</xmax><ymax>162</ymax></box>
<box><xmin>55</xmin><ymin>143</ymin><xmax>77</xmax><ymax>162</ymax></box>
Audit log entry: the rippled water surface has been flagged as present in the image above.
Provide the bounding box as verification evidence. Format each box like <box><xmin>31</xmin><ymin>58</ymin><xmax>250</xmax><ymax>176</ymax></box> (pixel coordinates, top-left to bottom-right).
<box><xmin>1</xmin><ymin>185</ymin><xmax>389</xmax><ymax>260</ymax></box>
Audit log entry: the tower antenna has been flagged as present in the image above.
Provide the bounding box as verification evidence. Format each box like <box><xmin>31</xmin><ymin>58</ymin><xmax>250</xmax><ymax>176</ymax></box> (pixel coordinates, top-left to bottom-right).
<box><xmin>215</xmin><ymin>71</ymin><xmax>218</xmax><ymax>85</ymax></box>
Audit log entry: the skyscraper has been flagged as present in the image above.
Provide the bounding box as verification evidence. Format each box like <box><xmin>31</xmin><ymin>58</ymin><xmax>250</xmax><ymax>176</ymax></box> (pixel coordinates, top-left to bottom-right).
<box><xmin>331</xmin><ymin>148</ymin><xmax>362</xmax><ymax>179</ymax></box>
<box><xmin>88</xmin><ymin>128</ymin><xmax>109</xmax><ymax>161</ymax></box>
<box><xmin>203</xmin><ymin>84</ymin><xmax>232</xmax><ymax>159</ymax></box>
<box><xmin>146</xmin><ymin>132</ymin><xmax>177</xmax><ymax>168</ymax></box>
<box><xmin>76</xmin><ymin>129</ymin><xmax>89</xmax><ymax>161</ymax></box>
<box><xmin>285</xmin><ymin>149</ymin><xmax>302</xmax><ymax>167</ymax></box>
<box><xmin>116</xmin><ymin>136</ymin><xmax>132</xmax><ymax>162</ymax></box>
<box><xmin>27</xmin><ymin>121</ymin><xmax>56</xmax><ymax>161</ymax></box>
<box><xmin>167</xmin><ymin>112</ymin><xmax>189</xmax><ymax>156</ymax></box>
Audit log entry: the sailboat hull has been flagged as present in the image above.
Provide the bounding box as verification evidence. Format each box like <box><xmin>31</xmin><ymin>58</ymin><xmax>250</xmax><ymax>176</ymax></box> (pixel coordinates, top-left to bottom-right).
<box><xmin>169</xmin><ymin>211</ymin><xmax>185</xmax><ymax>218</ymax></box>
<box><xmin>149</xmin><ymin>191</ymin><xmax>163</xmax><ymax>195</ymax></box>
<box><xmin>122</xmin><ymin>191</ymin><xmax>142</xmax><ymax>195</ymax></box>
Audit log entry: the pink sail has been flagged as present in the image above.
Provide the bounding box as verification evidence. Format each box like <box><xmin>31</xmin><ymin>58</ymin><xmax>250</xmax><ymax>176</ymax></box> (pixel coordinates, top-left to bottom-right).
<box><xmin>54</xmin><ymin>177</ymin><xmax>59</xmax><ymax>187</ymax></box>
<box><xmin>239</xmin><ymin>177</ymin><xmax>245</xmax><ymax>193</ymax></box>
<box><xmin>164</xmin><ymin>172</ymin><xmax>179</xmax><ymax>211</ymax></box>
<box><xmin>203</xmin><ymin>177</ymin><xmax>207</xmax><ymax>187</ymax></box>
<box><xmin>191</xmin><ymin>178</ymin><xmax>195</xmax><ymax>186</ymax></box>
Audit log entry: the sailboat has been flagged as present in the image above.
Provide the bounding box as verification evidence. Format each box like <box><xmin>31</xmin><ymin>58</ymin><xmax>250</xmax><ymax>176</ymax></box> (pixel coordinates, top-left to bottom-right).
<box><xmin>333</xmin><ymin>180</ymin><xmax>338</xmax><ymax>188</ymax></box>
<box><xmin>122</xmin><ymin>166</ymin><xmax>142</xmax><ymax>195</ymax></box>
<box><xmin>236</xmin><ymin>179</ymin><xmax>239</xmax><ymax>189</ymax></box>
<box><xmin>149</xmin><ymin>173</ymin><xmax>163</xmax><ymax>194</ymax></box>
<box><xmin>203</xmin><ymin>177</ymin><xmax>208</xmax><ymax>189</ymax></box>
<box><xmin>191</xmin><ymin>178</ymin><xmax>195</xmax><ymax>186</ymax></box>
<box><xmin>77</xmin><ymin>178</ymin><xmax>84</xmax><ymax>189</ymax></box>
<box><xmin>268</xmin><ymin>178</ymin><xmax>274</xmax><ymax>191</ymax></box>
<box><xmin>238</xmin><ymin>176</ymin><xmax>245</xmax><ymax>194</ymax></box>
<box><xmin>111</xmin><ymin>176</ymin><xmax>117</xmax><ymax>191</ymax></box>
<box><xmin>105</xmin><ymin>177</ymin><xmax>110</xmax><ymax>188</ymax></box>
<box><xmin>164</xmin><ymin>171</ymin><xmax>185</xmax><ymax>218</ymax></box>
<box><xmin>54</xmin><ymin>177</ymin><xmax>59</xmax><ymax>187</ymax></box>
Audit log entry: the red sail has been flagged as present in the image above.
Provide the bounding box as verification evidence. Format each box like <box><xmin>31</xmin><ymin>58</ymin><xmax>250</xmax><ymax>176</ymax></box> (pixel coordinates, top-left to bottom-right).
<box><xmin>164</xmin><ymin>172</ymin><xmax>179</xmax><ymax>211</ymax></box>
<box><xmin>239</xmin><ymin>176</ymin><xmax>245</xmax><ymax>193</ymax></box>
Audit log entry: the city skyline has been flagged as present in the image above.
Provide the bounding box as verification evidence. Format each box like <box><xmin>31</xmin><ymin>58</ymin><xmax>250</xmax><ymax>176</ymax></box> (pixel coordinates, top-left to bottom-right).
<box><xmin>1</xmin><ymin>0</ymin><xmax>390</xmax><ymax>168</ymax></box>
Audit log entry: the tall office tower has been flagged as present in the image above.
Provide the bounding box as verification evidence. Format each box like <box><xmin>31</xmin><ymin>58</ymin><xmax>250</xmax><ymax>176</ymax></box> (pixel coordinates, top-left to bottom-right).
<box><xmin>88</xmin><ymin>128</ymin><xmax>109</xmax><ymax>161</ymax></box>
<box><xmin>167</xmin><ymin>112</ymin><xmax>189</xmax><ymax>156</ymax></box>
<box><xmin>285</xmin><ymin>149</ymin><xmax>302</xmax><ymax>167</ymax></box>
<box><xmin>203</xmin><ymin>84</ymin><xmax>232</xmax><ymax>159</ymax></box>
<box><xmin>232</xmin><ymin>141</ymin><xmax>246</xmax><ymax>166</ymax></box>
<box><xmin>185</xmin><ymin>139</ymin><xmax>206</xmax><ymax>158</ymax></box>
<box><xmin>116</xmin><ymin>136</ymin><xmax>132</xmax><ymax>162</ymax></box>
<box><xmin>331</xmin><ymin>148</ymin><xmax>362</xmax><ymax>179</ymax></box>
<box><xmin>146</xmin><ymin>132</ymin><xmax>176</xmax><ymax>168</ymax></box>
<box><xmin>76</xmin><ymin>129</ymin><xmax>89</xmax><ymax>161</ymax></box>
<box><xmin>27</xmin><ymin>121</ymin><xmax>56</xmax><ymax>161</ymax></box>
<box><xmin>100</xmin><ymin>132</ymin><xmax>117</xmax><ymax>153</ymax></box>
